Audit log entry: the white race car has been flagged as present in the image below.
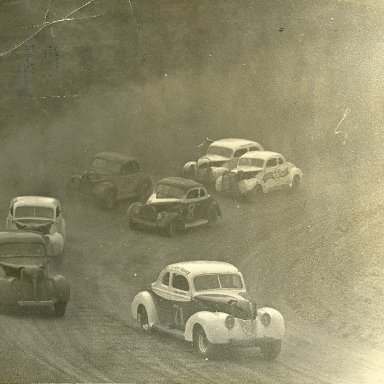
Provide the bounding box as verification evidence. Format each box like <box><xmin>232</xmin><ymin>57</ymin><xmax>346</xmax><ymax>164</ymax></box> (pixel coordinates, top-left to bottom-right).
<box><xmin>131</xmin><ymin>261</ymin><xmax>285</xmax><ymax>359</ymax></box>
<box><xmin>182</xmin><ymin>138</ymin><xmax>264</xmax><ymax>185</ymax></box>
<box><xmin>216</xmin><ymin>151</ymin><xmax>303</xmax><ymax>202</ymax></box>
<box><xmin>5</xmin><ymin>196</ymin><xmax>66</xmax><ymax>258</ymax></box>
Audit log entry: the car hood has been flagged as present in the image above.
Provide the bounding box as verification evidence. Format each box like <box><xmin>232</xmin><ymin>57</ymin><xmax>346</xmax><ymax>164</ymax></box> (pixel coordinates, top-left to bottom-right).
<box><xmin>193</xmin><ymin>292</ymin><xmax>256</xmax><ymax>320</ymax></box>
<box><xmin>199</xmin><ymin>154</ymin><xmax>230</xmax><ymax>163</ymax></box>
<box><xmin>147</xmin><ymin>194</ymin><xmax>181</xmax><ymax>205</ymax></box>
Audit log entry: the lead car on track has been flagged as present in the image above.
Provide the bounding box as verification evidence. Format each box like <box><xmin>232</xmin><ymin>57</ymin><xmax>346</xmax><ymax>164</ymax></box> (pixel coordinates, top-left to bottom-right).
<box><xmin>131</xmin><ymin>261</ymin><xmax>285</xmax><ymax>359</ymax></box>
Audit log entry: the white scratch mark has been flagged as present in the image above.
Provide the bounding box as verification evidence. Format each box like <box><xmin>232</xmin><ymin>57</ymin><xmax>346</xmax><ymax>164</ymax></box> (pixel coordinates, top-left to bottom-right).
<box><xmin>45</xmin><ymin>0</ymin><xmax>53</xmax><ymax>21</ymax></box>
<box><xmin>0</xmin><ymin>0</ymin><xmax>97</xmax><ymax>57</ymax></box>
<box><xmin>334</xmin><ymin>107</ymin><xmax>351</xmax><ymax>146</ymax></box>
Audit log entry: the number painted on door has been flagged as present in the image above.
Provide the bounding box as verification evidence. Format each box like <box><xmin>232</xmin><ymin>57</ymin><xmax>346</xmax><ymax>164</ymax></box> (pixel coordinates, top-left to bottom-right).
<box><xmin>187</xmin><ymin>203</ymin><xmax>196</xmax><ymax>220</ymax></box>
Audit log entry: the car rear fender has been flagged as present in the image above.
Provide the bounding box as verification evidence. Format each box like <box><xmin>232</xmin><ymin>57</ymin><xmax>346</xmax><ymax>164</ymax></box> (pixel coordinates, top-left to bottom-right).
<box><xmin>184</xmin><ymin>311</ymin><xmax>229</xmax><ymax>343</ymax></box>
<box><xmin>182</xmin><ymin>162</ymin><xmax>198</xmax><ymax>179</ymax></box>
<box><xmin>256</xmin><ymin>307</ymin><xmax>285</xmax><ymax>339</ymax></box>
<box><xmin>289</xmin><ymin>167</ymin><xmax>303</xmax><ymax>185</ymax></box>
<box><xmin>131</xmin><ymin>291</ymin><xmax>159</xmax><ymax>326</ymax></box>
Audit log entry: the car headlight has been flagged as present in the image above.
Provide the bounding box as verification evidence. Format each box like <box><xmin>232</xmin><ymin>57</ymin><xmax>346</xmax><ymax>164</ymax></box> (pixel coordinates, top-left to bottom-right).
<box><xmin>261</xmin><ymin>313</ymin><xmax>271</xmax><ymax>327</ymax></box>
<box><xmin>157</xmin><ymin>212</ymin><xmax>164</xmax><ymax>220</ymax></box>
<box><xmin>225</xmin><ymin>315</ymin><xmax>235</xmax><ymax>330</ymax></box>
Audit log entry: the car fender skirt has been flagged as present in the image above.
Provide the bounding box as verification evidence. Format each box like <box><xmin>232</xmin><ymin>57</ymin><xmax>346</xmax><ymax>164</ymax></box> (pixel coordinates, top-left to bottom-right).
<box><xmin>256</xmin><ymin>307</ymin><xmax>285</xmax><ymax>339</ymax></box>
<box><xmin>184</xmin><ymin>311</ymin><xmax>230</xmax><ymax>343</ymax></box>
<box><xmin>131</xmin><ymin>291</ymin><xmax>159</xmax><ymax>326</ymax></box>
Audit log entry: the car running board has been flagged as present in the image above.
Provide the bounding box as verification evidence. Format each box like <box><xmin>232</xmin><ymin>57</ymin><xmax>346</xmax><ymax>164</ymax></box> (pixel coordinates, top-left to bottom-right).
<box><xmin>152</xmin><ymin>324</ymin><xmax>185</xmax><ymax>339</ymax></box>
<box><xmin>185</xmin><ymin>219</ymin><xmax>208</xmax><ymax>228</ymax></box>
<box><xmin>18</xmin><ymin>300</ymin><xmax>54</xmax><ymax>307</ymax></box>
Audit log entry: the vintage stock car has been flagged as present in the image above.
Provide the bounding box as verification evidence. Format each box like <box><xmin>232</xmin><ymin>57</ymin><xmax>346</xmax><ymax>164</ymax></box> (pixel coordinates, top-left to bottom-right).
<box><xmin>216</xmin><ymin>151</ymin><xmax>303</xmax><ymax>202</ymax></box>
<box><xmin>67</xmin><ymin>152</ymin><xmax>152</xmax><ymax>208</ymax></box>
<box><xmin>0</xmin><ymin>232</ymin><xmax>70</xmax><ymax>316</ymax></box>
<box><xmin>127</xmin><ymin>177</ymin><xmax>221</xmax><ymax>236</ymax></box>
<box><xmin>182</xmin><ymin>138</ymin><xmax>264</xmax><ymax>185</ymax></box>
<box><xmin>131</xmin><ymin>261</ymin><xmax>285</xmax><ymax>359</ymax></box>
<box><xmin>6</xmin><ymin>196</ymin><xmax>66</xmax><ymax>258</ymax></box>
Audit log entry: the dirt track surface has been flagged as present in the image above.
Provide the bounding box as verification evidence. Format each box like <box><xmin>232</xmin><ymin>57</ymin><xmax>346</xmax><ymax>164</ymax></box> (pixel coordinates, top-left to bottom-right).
<box><xmin>0</xmin><ymin>175</ymin><xmax>383</xmax><ymax>383</ymax></box>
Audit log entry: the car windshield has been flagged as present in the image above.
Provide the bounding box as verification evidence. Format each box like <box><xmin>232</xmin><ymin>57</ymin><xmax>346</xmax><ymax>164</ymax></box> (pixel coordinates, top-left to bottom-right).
<box><xmin>207</xmin><ymin>145</ymin><xmax>233</xmax><ymax>158</ymax></box>
<box><xmin>91</xmin><ymin>158</ymin><xmax>121</xmax><ymax>174</ymax></box>
<box><xmin>155</xmin><ymin>184</ymin><xmax>185</xmax><ymax>199</ymax></box>
<box><xmin>194</xmin><ymin>274</ymin><xmax>243</xmax><ymax>291</ymax></box>
<box><xmin>14</xmin><ymin>206</ymin><xmax>54</xmax><ymax>220</ymax></box>
<box><xmin>238</xmin><ymin>158</ymin><xmax>265</xmax><ymax>168</ymax></box>
<box><xmin>0</xmin><ymin>242</ymin><xmax>45</xmax><ymax>257</ymax></box>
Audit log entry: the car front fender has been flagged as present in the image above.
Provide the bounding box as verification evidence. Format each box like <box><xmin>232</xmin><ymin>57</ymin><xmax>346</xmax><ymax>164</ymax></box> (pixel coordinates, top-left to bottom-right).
<box><xmin>238</xmin><ymin>178</ymin><xmax>261</xmax><ymax>195</ymax></box>
<box><xmin>127</xmin><ymin>202</ymin><xmax>143</xmax><ymax>218</ymax></box>
<box><xmin>44</xmin><ymin>232</ymin><xmax>64</xmax><ymax>257</ymax></box>
<box><xmin>184</xmin><ymin>311</ymin><xmax>230</xmax><ymax>343</ymax></box>
<box><xmin>289</xmin><ymin>167</ymin><xmax>303</xmax><ymax>185</ymax></box>
<box><xmin>131</xmin><ymin>291</ymin><xmax>159</xmax><ymax>326</ymax></box>
<box><xmin>255</xmin><ymin>307</ymin><xmax>285</xmax><ymax>340</ymax></box>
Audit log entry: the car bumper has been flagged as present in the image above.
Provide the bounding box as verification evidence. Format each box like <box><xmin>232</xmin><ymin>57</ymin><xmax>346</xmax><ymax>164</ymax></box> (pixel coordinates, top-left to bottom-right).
<box><xmin>18</xmin><ymin>300</ymin><xmax>54</xmax><ymax>307</ymax></box>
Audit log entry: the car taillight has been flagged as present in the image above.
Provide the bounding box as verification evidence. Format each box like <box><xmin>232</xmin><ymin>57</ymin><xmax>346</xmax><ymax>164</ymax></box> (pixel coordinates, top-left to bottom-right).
<box><xmin>225</xmin><ymin>315</ymin><xmax>235</xmax><ymax>330</ymax></box>
<box><xmin>261</xmin><ymin>313</ymin><xmax>271</xmax><ymax>327</ymax></box>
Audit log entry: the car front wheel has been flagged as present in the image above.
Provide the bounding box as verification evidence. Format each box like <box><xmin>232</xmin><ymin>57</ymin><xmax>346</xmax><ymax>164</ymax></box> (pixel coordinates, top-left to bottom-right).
<box><xmin>53</xmin><ymin>301</ymin><xmax>67</xmax><ymax>317</ymax></box>
<box><xmin>194</xmin><ymin>326</ymin><xmax>214</xmax><ymax>358</ymax></box>
<box><xmin>245</xmin><ymin>184</ymin><xmax>263</xmax><ymax>203</ymax></box>
<box><xmin>259</xmin><ymin>339</ymin><xmax>282</xmax><ymax>360</ymax></box>
<box><xmin>164</xmin><ymin>220</ymin><xmax>178</xmax><ymax>237</ymax></box>
<box><xmin>138</xmin><ymin>306</ymin><xmax>151</xmax><ymax>333</ymax></box>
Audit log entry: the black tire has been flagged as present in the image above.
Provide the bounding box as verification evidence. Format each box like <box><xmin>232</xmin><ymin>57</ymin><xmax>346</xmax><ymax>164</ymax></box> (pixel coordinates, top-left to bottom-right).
<box><xmin>128</xmin><ymin>218</ymin><xmax>137</xmax><ymax>230</ymax></box>
<box><xmin>194</xmin><ymin>326</ymin><xmax>214</xmax><ymax>358</ymax></box>
<box><xmin>164</xmin><ymin>220</ymin><xmax>178</xmax><ymax>237</ymax></box>
<box><xmin>104</xmin><ymin>191</ymin><xmax>116</xmax><ymax>209</ymax></box>
<box><xmin>138</xmin><ymin>180</ymin><xmax>152</xmax><ymax>203</ymax></box>
<box><xmin>245</xmin><ymin>185</ymin><xmax>263</xmax><ymax>203</ymax></box>
<box><xmin>137</xmin><ymin>306</ymin><xmax>151</xmax><ymax>333</ymax></box>
<box><xmin>207</xmin><ymin>206</ymin><xmax>219</xmax><ymax>225</ymax></box>
<box><xmin>53</xmin><ymin>301</ymin><xmax>67</xmax><ymax>317</ymax></box>
<box><xmin>259</xmin><ymin>339</ymin><xmax>282</xmax><ymax>360</ymax></box>
<box><xmin>290</xmin><ymin>175</ymin><xmax>301</xmax><ymax>192</ymax></box>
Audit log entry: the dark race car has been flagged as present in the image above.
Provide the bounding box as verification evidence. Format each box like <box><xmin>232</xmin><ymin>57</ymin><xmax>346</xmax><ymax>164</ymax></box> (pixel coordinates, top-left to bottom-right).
<box><xmin>67</xmin><ymin>152</ymin><xmax>152</xmax><ymax>209</ymax></box>
<box><xmin>0</xmin><ymin>232</ymin><xmax>70</xmax><ymax>316</ymax></box>
<box><xmin>127</xmin><ymin>177</ymin><xmax>221</xmax><ymax>236</ymax></box>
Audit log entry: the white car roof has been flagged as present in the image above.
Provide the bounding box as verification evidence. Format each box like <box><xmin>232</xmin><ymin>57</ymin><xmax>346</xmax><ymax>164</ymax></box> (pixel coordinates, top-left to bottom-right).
<box><xmin>240</xmin><ymin>150</ymin><xmax>283</xmax><ymax>160</ymax></box>
<box><xmin>166</xmin><ymin>261</ymin><xmax>240</xmax><ymax>276</ymax></box>
<box><xmin>210</xmin><ymin>138</ymin><xmax>261</xmax><ymax>150</ymax></box>
<box><xmin>11</xmin><ymin>196</ymin><xmax>61</xmax><ymax>209</ymax></box>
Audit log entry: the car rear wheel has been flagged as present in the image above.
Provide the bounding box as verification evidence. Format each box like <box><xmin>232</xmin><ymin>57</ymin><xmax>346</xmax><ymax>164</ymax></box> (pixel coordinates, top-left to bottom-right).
<box><xmin>245</xmin><ymin>185</ymin><xmax>263</xmax><ymax>203</ymax></box>
<box><xmin>53</xmin><ymin>301</ymin><xmax>67</xmax><ymax>317</ymax></box>
<box><xmin>104</xmin><ymin>191</ymin><xmax>116</xmax><ymax>209</ymax></box>
<box><xmin>194</xmin><ymin>326</ymin><xmax>213</xmax><ymax>358</ymax></box>
<box><xmin>138</xmin><ymin>306</ymin><xmax>151</xmax><ymax>333</ymax></box>
<box><xmin>259</xmin><ymin>339</ymin><xmax>282</xmax><ymax>360</ymax></box>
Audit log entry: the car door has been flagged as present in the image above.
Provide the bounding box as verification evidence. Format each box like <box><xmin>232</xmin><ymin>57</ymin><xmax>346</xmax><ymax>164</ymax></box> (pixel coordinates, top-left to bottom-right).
<box><xmin>151</xmin><ymin>271</ymin><xmax>175</xmax><ymax>326</ymax></box>
<box><xmin>120</xmin><ymin>160</ymin><xmax>141</xmax><ymax>198</ymax></box>
<box><xmin>184</xmin><ymin>188</ymin><xmax>202</xmax><ymax>223</ymax></box>
<box><xmin>262</xmin><ymin>157</ymin><xmax>279</xmax><ymax>190</ymax></box>
<box><xmin>170</xmin><ymin>273</ymin><xmax>192</xmax><ymax>330</ymax></box>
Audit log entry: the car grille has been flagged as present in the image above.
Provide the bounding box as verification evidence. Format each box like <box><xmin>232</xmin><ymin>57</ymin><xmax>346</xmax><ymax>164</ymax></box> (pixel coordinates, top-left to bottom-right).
<box><xmin>222</xmin><ymin>172</ymin><xmax>238</xmax><ymax>192</ymax></box>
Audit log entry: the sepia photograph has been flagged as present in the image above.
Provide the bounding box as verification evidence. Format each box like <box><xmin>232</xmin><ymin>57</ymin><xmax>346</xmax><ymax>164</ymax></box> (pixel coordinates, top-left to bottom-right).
<box><xmin>0</xmin><ymin>0</ymin><xmax>383</xmax><ymax>382</ymax></box>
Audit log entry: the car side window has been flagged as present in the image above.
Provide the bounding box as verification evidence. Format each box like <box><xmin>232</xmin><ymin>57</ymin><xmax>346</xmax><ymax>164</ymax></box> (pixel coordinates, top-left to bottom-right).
<box><xmin>172</xmin><ymin>274</ymin><xmax>189</xmax><ymax>291</ymax></box>
<box><xmin>121</xmin><ymin>161</ymin><xmax>140</xmax><ymax>175</ymax></box>
<box><xmin>199</xmin><ymin>188</ymin><xmax>206</xmax><ymax>197</ymax></box>
<box><xmin>277</xmin><ymin>157</ymin><xmax>284</xmax><ymax>165</ymax></box>
<box><xmin>249</xmin><ymin>146</ymin><xmax>261</xmax><ymax>152</ymax></box>
<box><xmin>56</xmin><ymin>207</ymin><xmax>61</xmax><ymax>217</ymax></box>
<box><xmin>187</xmin><ymin>189</ymin><xmax>199</xmax><ymax>199</ymax></box>
<box><xmin>161</xmin><ymin>272</ymin><xmax>170</xmax><ymax>286</ymax></box>
<box><xmin>234</xmin><ymin>148</ymin><xmax>248</xmax><ymax>157</ymax></box>
<box><xmin>266</xmin><ymin>158</ymin><xmax>277</xmax><ymax>168</ymax></box>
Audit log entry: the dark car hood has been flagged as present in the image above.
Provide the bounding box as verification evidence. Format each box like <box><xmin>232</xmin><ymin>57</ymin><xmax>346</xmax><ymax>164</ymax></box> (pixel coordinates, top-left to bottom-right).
<box><xmin>194</xmin><ymin>292</ymin><xmax>256</xmax><ymax>320</ymax></box>
<box><xmin>14</xmin><ymin>221</ymin><xmax>53</xmax><ymax>235</ymax></box>
<box><xmin>0</xmin><ymin>262</ymin><xmax>45</xmax><ymax>283</ymax></box>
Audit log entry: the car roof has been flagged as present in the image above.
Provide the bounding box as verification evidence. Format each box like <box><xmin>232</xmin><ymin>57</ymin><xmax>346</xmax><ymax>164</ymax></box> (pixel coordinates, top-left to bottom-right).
<box><xmin>11</xmin><ymin>196</ymin><xmax>61</xmax><ymax>208</ymax></box>
<box><xmin>210</xmin><ymin>138</ymin><xmax>261</xmax><ymax>149</ymax></box>
<box><xmin>0</xmin><ymin>231</ymin><xmax>45</xmax><ymax>245</ymax></box>
<box><xmin>165</xmin><ymin>261</ymin><xmax>240</xmax><ymax>276</ymax></box>
<box><xmin>157</xmin><ymin>177</ymin><xmax>204</xmax><ymax>191</ymax></box>
<box><xmin>94</xmin><ymin>152</ymin><xmax>136</xmax><ymax>164</ymax></box>
<box><xmin>240</xmin><ymin>150</ymin><xmax>283</xmax><ymax>160</ymax></box>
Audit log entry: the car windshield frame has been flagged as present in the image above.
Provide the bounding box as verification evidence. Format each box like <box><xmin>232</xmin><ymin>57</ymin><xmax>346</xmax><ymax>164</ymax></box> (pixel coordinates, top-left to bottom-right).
<box><xmin>206</xmin><ymin>145</ymin><xmax>234</xmax><ymax>159</ymax></box>
<box><xmin>238</xmin><ymin>158</ymin><xmax>265</xmax><ymax>168</ymax></box>
<box><xmin>91</xmin><ymin>158</ymin><xmax>121</xmax><ymax>175</ymax></box>
<box><xmin>154</xmin><ymin>184</ymin><xmax>186</xmax><ymax>199</ymax></box>
<box><xmin>193</xmin><ymin>273</ymin><xmax>244</xmax><ymax>292</ymax></box>
<box><xmin>0</xmin><ymin>242</ymin><xmax>45</xmax><ymax>258</ymax></box>
<box><xmin>14</xmin><ymin>206</ymin><xmax>54</xmax><ymax>220</ymax></box>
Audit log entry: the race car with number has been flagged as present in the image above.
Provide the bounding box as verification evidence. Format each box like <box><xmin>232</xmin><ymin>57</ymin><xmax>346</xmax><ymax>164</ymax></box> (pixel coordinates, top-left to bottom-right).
<box><xmin>67</xmin><ymin>152</ymin><xmax>152</xmax><ymax>209</ymax></box>
<box><xmin>131</xmin><ymin>261</ymin><xmax>285</xmax><ymax>359</ymax></box>
<box><xmin>127</xmin><ymin>177</ymin><xmax>221</xmax><ymax>236</ymax></box>
<box><xmin>182</xmin><ymin>138</ymin><xmax>264</xmax><ymax>185</ymax></box>
<box><xmin>216</xmin><ymin>151</ymin><xmax>303</xmax><ymax>202</ymax></box>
